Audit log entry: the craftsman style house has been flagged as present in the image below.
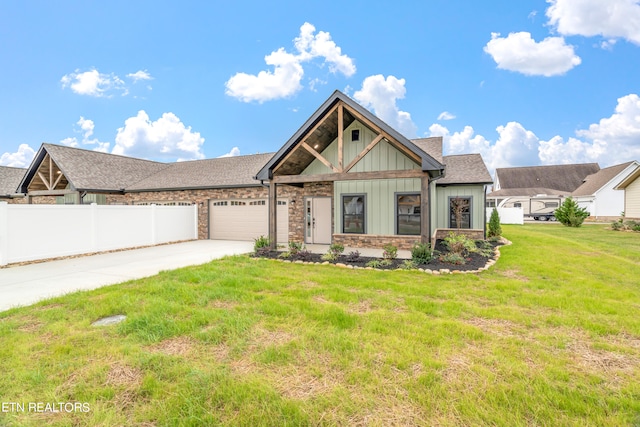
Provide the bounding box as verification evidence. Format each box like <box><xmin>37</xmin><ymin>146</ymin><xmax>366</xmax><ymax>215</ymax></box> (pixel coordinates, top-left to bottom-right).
<box><xmin>256</xmin><ymin>90</ymin><xmax>492</xmax><ymax>249</ymax></box>
<box><xmin>9</xmin><ymin>90</ymin><xmax>492</xmax><ymax>249</ymax></box>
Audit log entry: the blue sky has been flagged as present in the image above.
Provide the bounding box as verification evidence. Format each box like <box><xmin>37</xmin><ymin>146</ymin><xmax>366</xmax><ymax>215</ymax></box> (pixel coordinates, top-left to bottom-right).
<box><xmin>1</xmin><ymin>0</ymin><xmax>639</xmax><ymax>174</ymax></box>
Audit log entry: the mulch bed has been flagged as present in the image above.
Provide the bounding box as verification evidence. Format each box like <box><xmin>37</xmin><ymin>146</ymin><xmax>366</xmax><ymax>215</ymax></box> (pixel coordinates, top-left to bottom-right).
<box><xmin>253</xmin><ymin>239</ymin><xmax>504</xmax><ymax>272</ymax></box>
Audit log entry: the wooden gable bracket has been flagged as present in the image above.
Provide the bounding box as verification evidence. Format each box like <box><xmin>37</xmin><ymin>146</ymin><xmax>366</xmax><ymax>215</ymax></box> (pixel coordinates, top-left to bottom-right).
<box><xmin>345</xmin><ymin>104</ymin><xmax>422</xmax><ymax>164</ymax></box>
<box><xmin>343</xmin><ymin>134</ymin><xmax>385</xmax><ymax>173</ymax></box>
<box><xmin>272</xmin><ymin>103</ymin><xmax>340</xmax><ymax>175</ymax></box>
<box><xmin>301</xmin><ymin>141</ymin><xmax>339</xmax><ymax>173</ymax></box>
<box><xmin>36</xmin><ymin>154</ymin><xmax>65</xmax><ymax>191</ymax></box>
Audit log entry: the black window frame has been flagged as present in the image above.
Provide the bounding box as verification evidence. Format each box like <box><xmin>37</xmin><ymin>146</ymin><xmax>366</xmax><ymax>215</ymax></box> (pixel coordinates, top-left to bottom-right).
<box><xmin>395</xmin><ymin>192</ymin><xmax>421</xmax><ymax>235</ymax></box>
<box><xmin>341</xmin><ymin>194</ymin><xmax>366</xmax><ymax>234</ymax></box>
<box><xmin>448</xmin><ymin>196</ymin><xmax>472</xmax><ymax>229</ymax></box>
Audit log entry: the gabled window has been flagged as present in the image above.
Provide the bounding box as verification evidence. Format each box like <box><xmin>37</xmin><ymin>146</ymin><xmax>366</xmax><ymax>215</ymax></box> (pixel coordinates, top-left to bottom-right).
<box><xmin>396</xmin><ymin>193</ymin><xmax>421</xmax><ymax>235</ymax></box>
<box><xmin>449</xmin><ymin>196</ymin><xmax>472</xmax><ymax>229</ymax></box>
<box><xmin>351</xmin><ymin>129</ymin><xmax>360</xmax><ymax>141</ymax></box>
<box><xmin>342</xmin><ymin>194</ymin><xmax>365</xmax><ymax>233</ymax></box>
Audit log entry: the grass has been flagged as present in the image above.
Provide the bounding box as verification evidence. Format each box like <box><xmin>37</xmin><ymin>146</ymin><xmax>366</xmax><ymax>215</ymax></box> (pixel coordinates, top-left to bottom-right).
<box><xmin>1</xmin><ymin>223</ymin><xmax>639</xmax><ymax>426</ymax></box>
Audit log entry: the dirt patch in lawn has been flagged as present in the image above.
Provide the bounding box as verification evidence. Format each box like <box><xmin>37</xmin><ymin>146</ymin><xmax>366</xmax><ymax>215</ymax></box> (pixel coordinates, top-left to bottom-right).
<box><xmin>148</xmin><ymin>336</ymin><xmax>195</xmax><ymax>357</ymax></box>
<box><xmin>208</xmin><ymin>299</ymin><xmax>238</xmax><ymax>310</ymax></box>
<box><xmin>499</xmin><ymin>269</ymin><xmax>529</xmax><ymax>282</ymax></box>
<box><xmin>567</xmin><ymin>341</ymin><xmax>638</xmax><ymax>374</ymax></box>
<box><xmin>106</xmin><ymin>363</ymin><xmax>143</xmax><ymax>388</ymax></box>
<box><xmin>464</xmin><ymin>317</ymin><xmax>520</xmax><ymax>338</ymax></box>
<box><xmin>347</xmin><ymin>300</ymin><xmax>375</xmax><ymax>314</ymax></box>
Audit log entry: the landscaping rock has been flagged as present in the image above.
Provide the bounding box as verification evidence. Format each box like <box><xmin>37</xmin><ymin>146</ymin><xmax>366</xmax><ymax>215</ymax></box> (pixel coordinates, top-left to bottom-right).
<box><xmin>91</xmin><ymin>315</ymin><xmax>126</xmax><ymax>327</ymax></box>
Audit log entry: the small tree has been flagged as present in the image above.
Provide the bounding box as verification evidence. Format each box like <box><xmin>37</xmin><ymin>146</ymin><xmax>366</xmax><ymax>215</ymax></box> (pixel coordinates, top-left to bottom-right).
<box><xmin>555</xmin><ymin>197</ymin><xmax>589</xmax><ymax>227</ymax></box>
<box><xmin>488</xmin><ymin>208</ymin><xmax>502</xmax><ymax>238</ymax></box>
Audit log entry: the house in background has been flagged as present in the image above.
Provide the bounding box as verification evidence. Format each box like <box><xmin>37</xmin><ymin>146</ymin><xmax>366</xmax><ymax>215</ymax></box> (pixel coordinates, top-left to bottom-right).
<box><xmin>614</xmin><ymin>165</ymin><xmax>640</xmax><ymax>219</ymax></box>
<box><xmin>572</xmin><ymin>161</ymin><xmax>639</xmax><ymax>220</ymax></box>
<box><xmin>256</xmin><ymin>90</ymin><xmax>492</xmax><ymax>249</ymax></box>
<box><xmin>10</xmin><ymin>90</ymin><xmax>492</xmax><ymax>249</ymax></box>
<box><xmin>487</xmin><ymin>163</ymin><xmax>600</xmax><ymax>218</ymax></box>
<box><xmin>0</xmin><ymin>166</ymin><xmax>26</xmax><ymax>201</ymax></box>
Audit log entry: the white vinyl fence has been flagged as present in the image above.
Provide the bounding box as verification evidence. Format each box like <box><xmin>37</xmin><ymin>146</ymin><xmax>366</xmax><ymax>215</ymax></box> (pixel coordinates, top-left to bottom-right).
<box><xmin>486</xmin><ymin>207</ymin><xmax>524</xmax><ymax>225</ymax></box>
<box><xmin>0</xmin><ymin>202</ymin><xmax>198</xmax><ymax>266</ymax></box>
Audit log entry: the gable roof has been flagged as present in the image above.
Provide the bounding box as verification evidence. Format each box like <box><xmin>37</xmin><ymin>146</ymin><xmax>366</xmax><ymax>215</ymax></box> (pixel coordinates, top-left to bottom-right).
<box><xmin>495</xmin><ymin>163</ymin><xmax>600</xmax><ymax>193</ymax></box>
<box><xmin>488</xmin><ymin>187</ymin><xmax>571</xmax><ymax>197</ymax></box>
<box><xmin>437</xmin><ymin>154</ymin><xmax>493</xmax><ymax>185</ymax></box>
<box><xmin>411</xmin><ymin>137</ymin><xmax>443</xmax><ymax>164</ymax></box>
<box><xmin>572</xmin><ymin>161</ymin><xmax>637</xmax><ymax>197</ymax></box>
<box><xmin>0</xmin><ymin>166</ymin><xmax>26</xmax><ymax>197</ymax></box>
<box><xmin>19</xmin><ymin>144</ymin><xmax>169</xmax><ymax>193</ymax></box>
<box><xmin>126</xmin><ymin>153</ymin><xmax>275</xmax><ymax>191</ymax></box>
<box><xmin>255</xmin><ymin>90</ymin><xmax>444</xmax><ymax>180</ymax></box>
<box><xmin>615</xmin><ymin>164</ymin><xmax>640</xmax><ymax>190</ymax></box>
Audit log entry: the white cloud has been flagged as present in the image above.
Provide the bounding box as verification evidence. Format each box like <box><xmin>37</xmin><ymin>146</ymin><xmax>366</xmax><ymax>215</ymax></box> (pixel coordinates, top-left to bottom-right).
<box><xmin>127</xmin><ymin>70</ymin><xmax>152</xmax><ymax>82</ymax></box>
<box><xmin>60</xmin><ymin>117</ymin><xmax>110</xmax><ymax>152</ymax></box>
<box><xmin>61</xmin><ymin>69</ymin><xmax>125</xmax><ymax>97</ymax></box>
<box><xmin>61</xmin><ymin>68</ymin><xmax>152</xmax><ymax>97</ymax></box>
<box><xmin>540</xmin><ymin>93</ymin><xmax>640</xmax><ymax>165</ymax></box>
<box><xmin>430</xmin><ymin>121</ymin><xmax>538</xmax><ymax>173</ymax></box>
<box><xmin>546</xmin><ymin>0</ymin><xmax>640</xmax><ymax>45</ymax></box>
<box><xmin>218</xmin><ymin>147</ymin><xmax>241</xmax><ymax>158</ymax></box>
<box><xmin>353</xmin><ymin>75</ymin><xmax>418</xmax><ymax>138</ymax></box>
<box><xmin>429</xmin><ymin>93</ymin><xmax>640</xmax><ymax>173</ymax></box>
<box><xmin>225</xmin><ymin>22</ymin><xmax>355</xmax><ymax>103</ymax></box>
<box><xmin>484</xmin><ymin>32</ymin><xmax>581</xmax><ymax>76</ymax></box>
<box><xmin>0</xmin><ymin>143</ymin><xmax>36</xmax><ymax>168</ymax></box>
<box><xmin>112</xmin><ymin>111</ymin><xmax>205</xmax><ymax>161</ymax></box>
<box><xmin>437</xmin><ymin>111</ymin><xmax>456</xmax><ymax>120</ymax></box>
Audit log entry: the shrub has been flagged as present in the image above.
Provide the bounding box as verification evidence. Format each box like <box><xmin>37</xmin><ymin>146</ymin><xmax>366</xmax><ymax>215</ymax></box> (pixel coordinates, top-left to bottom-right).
<box><xmin>329</xmin><ymin>243</ymin><xmax>345</xmax><ymax>257</ymax></box>
<box><xmin>488</xmin><ymin>208</ymin><xmax>502</xmax><ymax>238</ymax></box>
<box><xmin>443</xmin><ymin>232</ymin><xmax>475</xmax><ymax>256</ymax></box>
<box><xmin>554</xmin><ymin>197</ymin><xmax>589</xmax><ymax>227</ymax></box>
<box><xmin>611</xmin><ymin>221</ymin><xmax>623</xmax><ymax>231</ymax></box>
<box><xmin>278</xmin><ymin>251</ymin><xmax>291</xmax><ymax>259</ymax></box>
<box><xmin>439</xmin><ymin>252</ymin><xmax>466</xmax><ymax>265</ymax></box>
<box><xmin>288</xmin><ymin>241</ymin><xmax>303</xmax><ymax>255</ymax></box>
<box><xmin>400</xmin><ymin>260</ymin><xmax>417</xmax><ymax>270</ymax></box>
<box><xmin>382</xmin><ymin>244</ymin><xmax>398</xmax><ymax>260</ymax></box>
<box><xmin>294</xmin><ymin>249</ymin><xmax>313</xmax><ymax>262</ymax></box>
<box><xmin>345</xmin><ymin>251</ymin><xmax>361</xmax><ymax>263</ymax></box>
<box><xmin>379</xmin><ymin>259</ymin><xmax>393</xmax><ymax>267</ymax></box>
<box><xmin>633</xmin><ymin>224</ymin><xmax>640</xmax><ymax>232</ymax></box>
<box><xmin>255</xmin><ymin>247</ymin><xmax>271</xmax><ymax>257</ymax></box>
<box><xmin>253</xmin><ymin>235</ymin><xmax>270</xmax><ymax>253</ymax></box>
<box><xmin>411</xmin><ymin>243</ymin><xmax>431</xmax><ymax>265</ymax></box>
<box><xmin>366</xmin><ymin>260</ymin><xmax>382</xmax><ymax>268</ymax></box>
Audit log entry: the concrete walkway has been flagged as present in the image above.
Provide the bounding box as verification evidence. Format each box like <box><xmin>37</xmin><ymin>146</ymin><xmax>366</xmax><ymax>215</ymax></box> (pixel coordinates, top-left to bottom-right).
<box><xmin>0</xmin><ymin>240</ymin><xmax>253</xmax><ymax>312</ymax></box>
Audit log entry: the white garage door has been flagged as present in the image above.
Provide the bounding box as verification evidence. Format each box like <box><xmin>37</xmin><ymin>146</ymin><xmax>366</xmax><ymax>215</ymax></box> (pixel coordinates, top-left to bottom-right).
<box><xmin>209</xmin><ymin>199</ymin><xmax>288</xmax><ymax>243</ymax></box>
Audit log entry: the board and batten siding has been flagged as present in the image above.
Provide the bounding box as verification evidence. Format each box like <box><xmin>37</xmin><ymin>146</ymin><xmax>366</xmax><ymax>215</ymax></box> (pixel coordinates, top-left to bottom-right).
<box><xmin>433</xmin><ymin>185</ymin><xmax>486</xmax><ymax>230</ymax></box>
<box><xmin>301</xmin><ymin>120</ymin><xmax>420</xmax><ymax>175</ymax></box>
<box><xmin>334</xmin><ymin>179</ymin><xmax>421</xmax><ymax>235</ymax></box>
<box><xmin>625</xmin><ymin>176</ymin><xmax>640</xmax><ymax>218</ymax></box>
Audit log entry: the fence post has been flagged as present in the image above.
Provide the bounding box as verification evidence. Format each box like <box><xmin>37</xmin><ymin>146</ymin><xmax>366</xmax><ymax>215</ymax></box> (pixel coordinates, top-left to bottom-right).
<box><xmin>193</xmin><ymin>204</ymin><xmax>199</xmax><ymax>240</ymax></box>
<box><xmin>0</xmin><ymin>202</ymin><xmax>8</xmax><ymax>266</ymax></box>
<box><xmin>90</xmin><ymin>203</ymin><xmax>98</xmax><ymax>252</ymax></box>
<box><xmin>151</xmin><ymin>204</ymin><xmax>157</xmax><ymax>245</ymax></box>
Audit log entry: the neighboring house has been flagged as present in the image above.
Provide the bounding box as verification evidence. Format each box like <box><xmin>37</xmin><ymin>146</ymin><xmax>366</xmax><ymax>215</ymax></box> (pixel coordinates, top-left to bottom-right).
<box><xmin>487</xmin><ymin>163</ymin><xmax>600</xmax><ymax>217</ymax></box>
<box><xmin>256</xmin><ymin>90</ymin><xmax>492</xmax><ymax>249</ymax></box>
<box><xmin>614</xmin><ymin>165</ymin><xmax>640</xmax><ymax>219</ymax></box>
<box><xmin>15</xmin><ymin>90</ymin><xmax>492</xmax><ymax>248</ymax></box>
<box><xmin>0</xmin><ymin>166</ymin><xmax>26</xmax><ymax>202</ymax></box>
<box><xmin>572</xmin><ymin>161</ymin><xmax>639</xmax><ymax>219</ymax></box>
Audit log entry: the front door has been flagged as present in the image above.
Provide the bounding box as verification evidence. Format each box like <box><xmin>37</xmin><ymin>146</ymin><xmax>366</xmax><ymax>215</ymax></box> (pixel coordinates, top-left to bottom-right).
<box><xmin>305</xmin><ymin>197</ymin><xmax>332</xmax><ymax>244</ymax></box>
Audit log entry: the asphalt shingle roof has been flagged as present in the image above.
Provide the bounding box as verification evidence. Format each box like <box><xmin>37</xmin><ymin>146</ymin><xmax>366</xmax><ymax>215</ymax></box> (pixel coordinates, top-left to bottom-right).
<box><xmin>411</xmin><ymin>137</ymin><xmax>443</xmax><ymax>164</ymax></box>
<box><xmin>572</xmin><ymin>162</ymin><xmax>635</xmax><ymax>196</ymax></box>
<box><xmin>43</xmin><ymin>144</ymin><xmax>168</xmax><ymax>191</ymax></box>
<box><xmin>437</xmin><ymin>154</ymin><xmax>493</xmax><ymax>185</ymax></box>
<box><xmin>0</xmin><ymin>166</ymin><xmax>26</xmax><ymax>196</ymax></box>
<box><xmin>126</xmin><ymin>153</ymin><xmax>275</xmax><ymax>191</ymax></box>
<box><xmin>495</xmin><ymin>163</ymin><xmax>600</xmax><ymax>193</ymax></box>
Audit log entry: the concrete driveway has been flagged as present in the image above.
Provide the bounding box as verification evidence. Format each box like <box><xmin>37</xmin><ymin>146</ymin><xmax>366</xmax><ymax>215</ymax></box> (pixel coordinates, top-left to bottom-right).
<box><xmin>0</xmin><ymin>240</ymin><xmax>253</xmax><ymax>312</ymax></box>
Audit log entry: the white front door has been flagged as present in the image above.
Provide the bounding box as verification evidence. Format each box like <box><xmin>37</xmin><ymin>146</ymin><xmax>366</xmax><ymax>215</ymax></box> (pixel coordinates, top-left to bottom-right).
<box><xmin>305</xmin><ymin>197</ymin><xmax>332</xmax><ymax>244</ymax></box>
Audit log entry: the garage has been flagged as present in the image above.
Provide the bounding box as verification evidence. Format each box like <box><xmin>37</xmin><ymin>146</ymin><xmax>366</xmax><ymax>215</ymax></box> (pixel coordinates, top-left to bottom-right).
<box><xmin>209</xmin><ymin>199</ymin><xmax>289</xmax><ymax>243</ymax></box>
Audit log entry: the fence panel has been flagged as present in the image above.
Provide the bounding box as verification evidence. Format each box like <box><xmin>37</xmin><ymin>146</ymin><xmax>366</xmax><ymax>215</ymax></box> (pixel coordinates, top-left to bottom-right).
<box><xmin>0</xmin><ymin>202</ymin><xmax>197</xmax><ymax>265</ymax></box>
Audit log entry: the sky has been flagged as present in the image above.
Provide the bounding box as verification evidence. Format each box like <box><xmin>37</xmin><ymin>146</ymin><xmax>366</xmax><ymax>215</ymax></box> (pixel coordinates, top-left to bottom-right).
<box><xmin>1</xmin><ymin>0</ymin><xmax>639</xmax><ymax>176</ymax></box>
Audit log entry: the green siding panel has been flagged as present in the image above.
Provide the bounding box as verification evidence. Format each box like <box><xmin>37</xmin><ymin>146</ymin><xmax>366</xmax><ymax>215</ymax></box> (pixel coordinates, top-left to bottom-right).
<box><xmin>434</xmin><ymin>185</ymin><xmax>486</xmax><ymax>229</ymax></box>
<box><xmin>334</xmin><ymin>179</ymin><xmax>421</xmax><ymax>235</ymax></box>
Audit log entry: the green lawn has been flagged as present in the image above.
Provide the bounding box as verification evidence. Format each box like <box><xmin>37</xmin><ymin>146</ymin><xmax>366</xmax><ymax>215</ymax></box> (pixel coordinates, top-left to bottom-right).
<box><xmin>1</xmin><ymin>224</ymin><xmax>639</xmax><ymax>426</ymax></box>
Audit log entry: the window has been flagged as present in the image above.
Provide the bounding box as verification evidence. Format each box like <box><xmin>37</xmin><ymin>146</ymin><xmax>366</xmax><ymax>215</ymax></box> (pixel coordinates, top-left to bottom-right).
<box><xmin>396</xmin><ymin>194</ymin><xmax>421</xmax><ymax>235</ymax></box>
<box><xmin>249</xmin><ymin>200</ymin><xmax>266</xmax><ymax>206</ymax></box>
<box><xmin>513</xmin><ymin>202</ymin><xmax>522</xmax><ymax>208</ymax></box>
<box><xmin>212</xmin><ymin>201</ymin><xmax>228</xmax><ymax>206</ymax></box>
<box><xmin>342</xmin><ymin>195</ymin><xmax>365</xmax><ymax>233</ymax></box>
<box><xmin>544</xmin><ymin>202</ymin><xmax>559</xmax><ymax>208</ymax></box>
<box><xmin>449</xmin><ymin>196</ymin><xmax>472</xmax><ymax>229</ymax></box>
<box><xmin>351</xmin><ymin>129</ymin><xmax>360</xmax><ymax>141</ymax></box>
